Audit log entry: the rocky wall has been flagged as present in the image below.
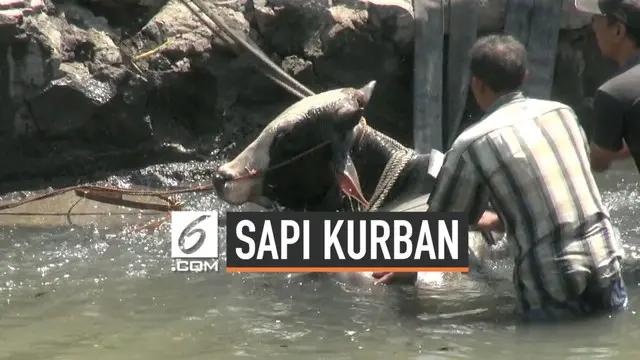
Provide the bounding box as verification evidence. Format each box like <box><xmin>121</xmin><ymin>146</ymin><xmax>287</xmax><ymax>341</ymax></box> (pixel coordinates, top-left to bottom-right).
<box><xmin>0</xmin><ymin>0</ymin><xmax>620</xmax><ymax>185</ymax></box>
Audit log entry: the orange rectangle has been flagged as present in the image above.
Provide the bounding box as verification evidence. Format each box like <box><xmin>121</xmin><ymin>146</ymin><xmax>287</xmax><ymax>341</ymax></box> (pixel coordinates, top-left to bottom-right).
<box><xmin>226</xmin><ymin>267</ymin><xmax>469</xmax><ymax>273</ymax></box>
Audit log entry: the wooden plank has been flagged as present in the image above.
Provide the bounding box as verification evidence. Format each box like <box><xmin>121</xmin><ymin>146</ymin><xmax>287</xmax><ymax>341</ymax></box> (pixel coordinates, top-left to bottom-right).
<box><xmin>504</xmin><ymin>0</ymin><xmax>534</xmax><ymax>46</ymax></box>
<box><xmin>413</xmin><ymin>0</ymin><xmax>444</xmax><ymax>153</ymax></box>
<box><xmin>445</xmin><ymin>0</ymin><xmax>478</xmax><ymax>147</ymax></box>
<box><xmin>504</xmin><ymin>0</ymin><xmax>563</xmax><ymax>100</ymax></box>
<box><xmin>524</xmin><ymin>0</ymin><xmax>563</xmax><ymax>99</ymax></box>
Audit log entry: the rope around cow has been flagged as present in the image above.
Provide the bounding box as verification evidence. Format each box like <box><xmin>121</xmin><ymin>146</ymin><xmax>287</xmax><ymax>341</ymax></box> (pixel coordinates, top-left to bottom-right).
<box><xmin>0</xmin><ymin>139</ymin><xmax>332</xmax><ymax>230</ymax></box>
<box><xmin>0</xmin><ymin>0</ymin><xmax>409</xmax><ymax>231</ymax></box>
<box><xmin>0</xmin><ymin>122</ymin><xmax>406</xmax><ymax>231</ymax></box>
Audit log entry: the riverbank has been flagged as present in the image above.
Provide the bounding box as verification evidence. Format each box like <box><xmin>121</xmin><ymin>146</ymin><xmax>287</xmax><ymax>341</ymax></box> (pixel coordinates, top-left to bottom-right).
<box><xmin>0</xmin><ymin>0</ymin><xmax>618</xmax><ymax>185</ymax></box>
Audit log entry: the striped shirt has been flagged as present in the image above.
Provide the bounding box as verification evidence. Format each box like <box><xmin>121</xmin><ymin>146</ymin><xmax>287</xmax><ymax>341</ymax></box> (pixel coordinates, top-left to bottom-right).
<box><xmin>426</xmin><ymin>92</ymin><xmax>625</xmax><ymax>313</ymax></box>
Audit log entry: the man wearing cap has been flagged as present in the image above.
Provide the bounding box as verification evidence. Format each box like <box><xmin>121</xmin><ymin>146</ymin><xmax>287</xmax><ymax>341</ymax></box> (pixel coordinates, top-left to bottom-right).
<box><xmin>575</xmin><ymin>0</ymin><xmax>640</xmax><ymax>173</ymax></box>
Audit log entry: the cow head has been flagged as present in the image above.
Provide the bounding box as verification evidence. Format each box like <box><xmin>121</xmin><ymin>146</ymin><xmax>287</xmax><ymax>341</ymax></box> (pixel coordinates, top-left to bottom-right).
<box><xmin>213</xmin><ymin>81</ymin><xmax>377</xmax><ymax>210</ymax></box>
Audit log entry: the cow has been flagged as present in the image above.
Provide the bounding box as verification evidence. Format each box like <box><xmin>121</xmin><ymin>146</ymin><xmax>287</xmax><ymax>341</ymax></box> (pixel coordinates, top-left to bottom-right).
<box><xmin>213</xmin><ymin>81</ymin><xmax>507</xmax><ymax>287</ymax></box>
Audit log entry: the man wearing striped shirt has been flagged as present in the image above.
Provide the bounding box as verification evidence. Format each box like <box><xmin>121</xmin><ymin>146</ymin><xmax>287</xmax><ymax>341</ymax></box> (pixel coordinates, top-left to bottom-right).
<box><xmin>374</xmin><ymin>35</ymin><xmax>628</xmax><ymax>322</ymax></box>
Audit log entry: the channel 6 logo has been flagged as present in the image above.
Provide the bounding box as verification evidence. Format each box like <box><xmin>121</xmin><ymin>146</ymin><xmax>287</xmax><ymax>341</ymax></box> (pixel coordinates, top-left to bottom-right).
<box><xmin>170</xmin><ymin>211</ymin><xmax>219</xmax><ymax>273</ymax></box>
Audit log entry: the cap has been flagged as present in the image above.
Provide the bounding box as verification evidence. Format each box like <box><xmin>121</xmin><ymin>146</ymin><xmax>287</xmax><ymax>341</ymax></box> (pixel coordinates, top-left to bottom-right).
<box><xmin>575</xmin><ymin>0</ymin><xmax>640</xmax><ymax>28</ymax></box>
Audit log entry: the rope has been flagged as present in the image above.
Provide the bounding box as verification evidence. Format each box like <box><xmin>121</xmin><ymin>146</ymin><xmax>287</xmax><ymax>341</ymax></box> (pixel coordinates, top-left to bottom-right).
<box><xmin>365</xmin><ymin>149</ymin><xmax>412</xmax><ymax>212</ymax></box>
<box><xmin>174</xmin><ymin>0</ymin><xmax>413</xmax><ymax>211</ymax></box>
<box><xmin>0</xmin><ymin>184</ymin><xmax>213</xmax><ymax>213</ymax></box>
<box><xmin>0</xmin><ymin>139</ymin><xmax>332</xmax><ymax>213</ymax></box>
<box><xmin>180</xmin><ymin>0</ymin><xmax>315</xmax><ymax>99</ymax></box>
<box><xmin>1</xmin><ymin>0</ymin><xmax>413</xmax><ymax>232</ymax></box>
<box><xmin>178</xmin><ymin>0</ymin><xmax>415</xmax><ymax>211</ymax></box>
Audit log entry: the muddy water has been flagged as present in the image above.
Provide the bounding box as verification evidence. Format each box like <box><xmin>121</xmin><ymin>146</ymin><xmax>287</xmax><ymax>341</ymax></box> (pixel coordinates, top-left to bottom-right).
<box><xmin>1</xmin><ymin>159</ymin><xmax>640</xmax><ymax>360</ymax></box>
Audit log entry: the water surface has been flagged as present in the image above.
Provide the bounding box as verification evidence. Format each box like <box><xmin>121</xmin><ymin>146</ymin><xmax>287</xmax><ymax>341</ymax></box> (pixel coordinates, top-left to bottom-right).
<box><xmin>1</xmin><ymin>159</ymin><xmax>639</xmax><ymax>360</ymax></box>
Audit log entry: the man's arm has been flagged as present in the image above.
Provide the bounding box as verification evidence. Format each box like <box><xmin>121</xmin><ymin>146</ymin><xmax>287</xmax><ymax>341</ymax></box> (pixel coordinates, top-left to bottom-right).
<box><xmin>373</xmin><ymin>150</ymin><xmax>492</xmax><ymax>285</ymax></box>
<box><xmin>429</xmin><ymin>153</ymin><xmax>499</xmax><ymax>237</ymax></box>
<box><xmin>426</xmin><ymin>151</ymin><xmax>490</xmax><ymax>223</ymax></box>
<box><xmin>590</xmin><ymin>89</ymin><xmax>629</xmax><ymax>172</ymax></box>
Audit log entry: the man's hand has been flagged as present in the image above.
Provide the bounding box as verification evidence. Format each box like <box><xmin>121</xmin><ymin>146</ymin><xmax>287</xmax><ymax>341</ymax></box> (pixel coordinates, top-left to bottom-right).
<box><xmin>616</xmin><ymin>141</ymin><xmax>631</xmax><ymax>159</ymax></box>
<box><xmin>371</xmin><ymin>271</ymin><xmax>417</xmax><ymax>285</ymax></box>
<box><xmin>591</xmin><ymin>141</ymin><xmax>631</xmax><ymax>172</ymax></box>
<box><xmin>477</xmin><ymin>211</ymin><xmax>503</xmax><ymax>232</ymax></box>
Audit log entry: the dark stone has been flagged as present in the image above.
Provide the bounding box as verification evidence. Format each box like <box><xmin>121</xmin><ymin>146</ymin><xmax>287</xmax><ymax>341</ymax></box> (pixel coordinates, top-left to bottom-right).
<box><xmin>27</xmin><ymin>73</ymin><xmax>115</xmax><ymax>137</ymax></box>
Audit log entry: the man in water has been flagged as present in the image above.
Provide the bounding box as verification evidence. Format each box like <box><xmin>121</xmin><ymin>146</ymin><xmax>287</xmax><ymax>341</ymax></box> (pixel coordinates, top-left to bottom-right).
<box><xmin>373</xmin><ymin>34</ymin><xmax>628</xmax><ymax>323</ymax></box>
<box><xmin>574</xmin><ymin>0</ymin><xmax>640</xmax><ymax>172</ymax></box>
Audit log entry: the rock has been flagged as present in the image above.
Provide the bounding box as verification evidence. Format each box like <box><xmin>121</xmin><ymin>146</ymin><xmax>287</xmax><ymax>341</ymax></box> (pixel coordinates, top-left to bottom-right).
<box><xmin>0</xmin><ymin>0</ymin><xmax>46</xmax><ymax>42</ymax></box>
<box><xmin>0</xmin><ymin>0</ymin><xmax>619</xmax><ymax>183</ymax></box>
<box><xmin>365</xmin><ymin>0</ymin><xmax>414</xmax><ymax>48</ymax></box>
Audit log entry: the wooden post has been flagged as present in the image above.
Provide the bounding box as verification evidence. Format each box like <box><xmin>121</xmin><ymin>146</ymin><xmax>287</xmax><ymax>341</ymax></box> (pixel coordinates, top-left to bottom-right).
<box><xmin>445</xmin><ymin>0</ymin><xmax>478</xmax><ymax>147</ymax></box>
<box><xmin>504</xmin><ymin>0</ymin><xmax>563</xmax><ymax>100</ymax></box>
<box><xmin>413</xmin><ymin>0</ymin><xmax>444</xmax><ymax>153</ymax></box>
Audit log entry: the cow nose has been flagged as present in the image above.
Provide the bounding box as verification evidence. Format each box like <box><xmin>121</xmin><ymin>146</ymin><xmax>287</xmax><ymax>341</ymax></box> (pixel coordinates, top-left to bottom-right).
<box><xmin>212</xmin><ymin>171</ymin><xmax>232</xmax><ymax>195</ymax></box>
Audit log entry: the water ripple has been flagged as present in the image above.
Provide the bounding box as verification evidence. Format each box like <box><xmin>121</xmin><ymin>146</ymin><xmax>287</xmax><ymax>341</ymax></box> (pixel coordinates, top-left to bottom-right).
<box><xmin>0</xmin><ymin>166</ymin><xmax>639</xmax><ymax>359</ymax></box>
